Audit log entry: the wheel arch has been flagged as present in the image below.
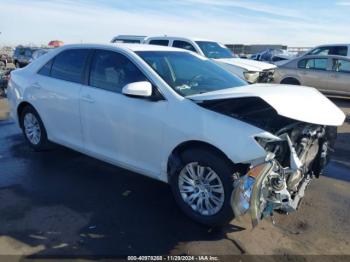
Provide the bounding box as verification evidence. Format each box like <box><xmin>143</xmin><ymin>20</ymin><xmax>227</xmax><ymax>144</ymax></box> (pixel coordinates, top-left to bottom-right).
<box><xmin>17</xmin><ymin>101</ymin><xmax>35</xmax><ymax>128</ymax></box>
<box><xmin>167</xmin><ymin>140</ymin><xmax>247</xmax><ymax>181</ymax></box>
<box><xmin>280</xmin><ymin>76</ymin><xmax>301</xmax><ymax>85</ymax></box>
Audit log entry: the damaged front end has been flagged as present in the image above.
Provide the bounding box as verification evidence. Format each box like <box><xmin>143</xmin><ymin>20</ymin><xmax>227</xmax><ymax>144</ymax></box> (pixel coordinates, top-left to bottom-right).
<box><xmin>231</xmin><ymin>123</ymin><xmax>335</xmax><ymax>227</ymax></box>
<box><xmin>195</xmin><ymin>95</ymin><xmax>341</xmax><ymax>227</ymax></box>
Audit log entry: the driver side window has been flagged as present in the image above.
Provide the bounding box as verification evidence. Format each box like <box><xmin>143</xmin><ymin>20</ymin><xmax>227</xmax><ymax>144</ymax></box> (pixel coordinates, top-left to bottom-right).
<box><xmin>89</xmin><ymin>50</ymin><xmax>147</xmax><ymax>93</ymax></box>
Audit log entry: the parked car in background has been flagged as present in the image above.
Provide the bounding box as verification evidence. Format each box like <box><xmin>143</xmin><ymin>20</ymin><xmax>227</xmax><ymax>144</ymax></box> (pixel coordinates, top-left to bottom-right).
<box><xmin>7</xmin><ymin>43</ymin><xmax>344</xmax><ymax>226</ymax></box>
<box><xmin>32</xmin><ymin>48</ymin><xmax>51</xmax><ymax>60</ymax></box>
<box><xmin>303</xmin><ymin>44</ymin><xmax>350</xmax><ymax>57</ymax></box>
<box><xmin>13</xmin><ymin>46</ymin><xmax>40</xmax><ymax>68</ymax></box>
<box><xmin>144</xmin><ymin>36</ymin><xmax>277</xmax><ymax>83</ymax></box>
<box><xmin>111</xmin><ymin>35</ymin><xmax>147</xmax><ymax>44</ymax></box>
<box><xmin>111</xmin><ymin>35</ymin><xmax>276</xmax><ymax>83</ymax></box>
<box><xmin>251</xmin><ymin>48</ymin><xmax>295</xmax><ymax>65</ymax></box>
<box><xmin>0</xmin><ymin>68</ymin><xmax>13</xmax><ymax>96</ymax></box>
<box><xmin>274</xmin><ymin>55</ymin><xmax>350</xmax><ymax>97</ymax></box>
<box><xmin>0</xmin><ymin>55</ymin><xmax>7</xmax><ymax>69</ymax></box>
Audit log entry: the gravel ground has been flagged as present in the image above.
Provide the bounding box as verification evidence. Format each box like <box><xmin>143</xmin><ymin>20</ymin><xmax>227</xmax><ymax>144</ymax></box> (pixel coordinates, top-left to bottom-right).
<box><xmin>0</xmin><ymin>97</ymin><xmax>349</xmax><ymax>259</ymax></box>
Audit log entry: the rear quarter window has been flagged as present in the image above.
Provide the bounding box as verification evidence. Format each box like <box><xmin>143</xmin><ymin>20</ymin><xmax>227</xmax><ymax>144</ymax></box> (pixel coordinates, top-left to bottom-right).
<box><xmin>38</xmin><ymin>60</ymin><xmax>53</xmax><ymax>76</ymax></box>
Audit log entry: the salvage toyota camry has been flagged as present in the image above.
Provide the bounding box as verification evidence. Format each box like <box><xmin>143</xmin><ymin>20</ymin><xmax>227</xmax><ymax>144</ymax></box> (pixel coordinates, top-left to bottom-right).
<box><xmin>7</xmin><ymin>44</ymin><xmax>345</xmax><ymax>226</ymax></box>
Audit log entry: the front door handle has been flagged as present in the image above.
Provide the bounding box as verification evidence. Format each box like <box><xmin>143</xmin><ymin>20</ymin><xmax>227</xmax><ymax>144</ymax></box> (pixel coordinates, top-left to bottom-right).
<box><xmin>32</xmin><ymin>82</ymin><xmax>42</xmax><ymax>89</ymax></box>
<box><xmin>81</xmin><ymin>95</ymin><xmax>95</xmax><ymax>103</ymax></box>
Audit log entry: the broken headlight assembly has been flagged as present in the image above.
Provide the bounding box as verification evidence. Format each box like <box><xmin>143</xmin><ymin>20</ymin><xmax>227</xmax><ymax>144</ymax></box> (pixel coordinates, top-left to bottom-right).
<box><xmin>243</xmin><ymin>71</ymin><xmax>260</xmax><ymax>83</ymax></box>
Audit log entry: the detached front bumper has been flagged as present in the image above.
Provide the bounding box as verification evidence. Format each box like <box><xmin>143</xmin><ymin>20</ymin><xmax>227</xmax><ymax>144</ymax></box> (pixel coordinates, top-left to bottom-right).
<box><xmin>231</xmin><ymin>159</ymin><xmax>312</xmax><ymax>227</ymax></box>
<box><xmin>231</xmin><ymin>161</ymin><xmax>274</xmax><ymax>227</ymax></box>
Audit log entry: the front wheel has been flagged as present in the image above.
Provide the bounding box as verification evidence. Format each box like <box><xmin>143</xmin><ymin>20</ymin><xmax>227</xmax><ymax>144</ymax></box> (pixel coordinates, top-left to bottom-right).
<box><xmin>170</xmin><ymin>148</ymin><xmax>236</xmax><ymax>227</ymax></box>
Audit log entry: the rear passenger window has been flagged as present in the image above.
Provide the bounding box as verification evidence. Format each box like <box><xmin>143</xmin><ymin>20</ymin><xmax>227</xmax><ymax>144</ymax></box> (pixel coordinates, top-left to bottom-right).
<box><xmin>51</xmin><ymin>49</ymin><xmax>90</xmax><ymax>83</ymax></box>
<box><xmin>89</xmin><ymin>50</ymin><xmax>146</xmax><ymax>92</ymax></box>
<box><xmin>38</xmin><ymin>59</ymin><xmax>53</xmax><ymax>76</ymax></box>
<box><xmin>149</xmin><ymin>40</ymin><xmax>169</xmax><ymax>46</ymax></box>
<box><xmin>172</xmin><ymin>40</ymin><xmax>196</xmax><ymax>52</ymax></box>
<box><xmin>332</xmin><ymin>59</ymin><xmax>350</xmax><ymax>73</ymax></box>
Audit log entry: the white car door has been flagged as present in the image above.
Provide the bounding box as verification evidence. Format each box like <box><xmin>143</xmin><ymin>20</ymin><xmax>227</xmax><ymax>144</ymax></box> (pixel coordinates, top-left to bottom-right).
<box><xmin>80</xmin><ymin>49</ymin><xmax>167</xmax><ymax>178</ymax></box>
<box><xmin>34</xmin><ymin>49</ymin><xmax>90</xmax><ymax>149</ymax></box>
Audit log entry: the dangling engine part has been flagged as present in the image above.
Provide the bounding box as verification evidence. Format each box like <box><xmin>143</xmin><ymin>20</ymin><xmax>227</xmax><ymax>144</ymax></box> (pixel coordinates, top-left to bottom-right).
<box><xmin>231</xmin><ymin>125</ymin><xmax>336</xmax><ymax>227</ymax></box>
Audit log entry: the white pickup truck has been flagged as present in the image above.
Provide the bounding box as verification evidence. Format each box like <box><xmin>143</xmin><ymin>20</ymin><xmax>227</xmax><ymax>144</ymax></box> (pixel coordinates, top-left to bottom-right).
<box><xmin>111</xmin><ymin>35</ymin><xmax>276</xmax><ymax>83</ymax></box>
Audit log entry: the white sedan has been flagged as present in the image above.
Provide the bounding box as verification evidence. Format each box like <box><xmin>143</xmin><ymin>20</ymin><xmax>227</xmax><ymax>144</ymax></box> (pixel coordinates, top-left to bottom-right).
<box><xmin>7</xmin><ymin>44</ymin><xmax>345</xmax><ymax>226</ymax></box>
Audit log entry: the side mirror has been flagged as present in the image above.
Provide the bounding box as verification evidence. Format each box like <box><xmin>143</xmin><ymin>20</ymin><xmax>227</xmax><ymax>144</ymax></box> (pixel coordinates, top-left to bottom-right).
<box><xmin>122</xmin><ymin>81</ymin><xmax>152</xmax><ymax>98</ymax></box>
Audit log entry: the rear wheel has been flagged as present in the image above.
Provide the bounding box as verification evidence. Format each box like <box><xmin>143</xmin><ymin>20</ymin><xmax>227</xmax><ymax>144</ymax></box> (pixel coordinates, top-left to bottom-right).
<box><xmin>170</xmin><ymin>148</ymin><xmax>236</xmax><ymax>226</ymax></box>
<box><xmin>20</xmin><ymin>106</ymin><xmax>51</xmax><ymax>151</ymax></box>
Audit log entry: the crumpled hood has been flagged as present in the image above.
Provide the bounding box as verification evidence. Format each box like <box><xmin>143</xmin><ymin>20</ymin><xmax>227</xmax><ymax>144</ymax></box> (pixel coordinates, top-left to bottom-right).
<box><xmin>188</xmin><ymin>84</ymin><xmax>345</xmax><ymax>126</ymax></box>
<box><xmin>216</xmin><ymin>58</ymin><xmax>277</xmax><ymax>72</ymax></box>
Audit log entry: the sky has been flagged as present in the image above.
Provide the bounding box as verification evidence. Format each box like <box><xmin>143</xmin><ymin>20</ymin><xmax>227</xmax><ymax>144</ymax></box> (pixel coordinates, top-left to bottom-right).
<box><xmin>0</xmin><ymin>0</ymin><xmax>350</xmax><ymax>47</ymax></box>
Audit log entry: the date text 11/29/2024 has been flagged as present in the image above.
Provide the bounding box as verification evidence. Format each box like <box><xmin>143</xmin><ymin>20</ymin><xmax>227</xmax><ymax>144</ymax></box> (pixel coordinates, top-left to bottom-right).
<box><xmin>127</xmin><ymin>256</ymin><xmax>219</xmax><ymax>261</ymax></box>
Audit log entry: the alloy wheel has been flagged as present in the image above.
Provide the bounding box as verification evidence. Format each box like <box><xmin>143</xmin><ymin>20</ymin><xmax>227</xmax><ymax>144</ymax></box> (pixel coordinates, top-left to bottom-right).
<box><xmin>178</xmin><ymin>162</ymin><xmax>225</xmax><ymax>216</ymax></box>
<box><xmin>23</xmin><ymin>113</ymin><xmax>41</xmax><ymax>145</ymax></box>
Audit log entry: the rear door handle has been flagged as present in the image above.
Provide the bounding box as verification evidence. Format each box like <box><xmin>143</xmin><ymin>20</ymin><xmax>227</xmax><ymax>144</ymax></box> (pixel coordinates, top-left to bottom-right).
<box><xmin>81</xmin><ymin>95</ymin><xmax>95</xmax><ymax>103</ymax></box>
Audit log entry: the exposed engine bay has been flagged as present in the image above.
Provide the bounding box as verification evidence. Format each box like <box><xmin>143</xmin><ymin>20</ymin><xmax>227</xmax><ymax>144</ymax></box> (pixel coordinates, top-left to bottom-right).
<box><xmin>198</xmin><ymin>97</ymin><xmax>337</xmax><ymax>226</ymax></box>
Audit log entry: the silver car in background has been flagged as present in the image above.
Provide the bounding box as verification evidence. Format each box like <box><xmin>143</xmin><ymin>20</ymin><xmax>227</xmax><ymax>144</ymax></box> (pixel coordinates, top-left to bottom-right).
<box><xmin>274</xmin><ymin>55</ymin><xmax>350</xmax><ymax>97</ymax></box>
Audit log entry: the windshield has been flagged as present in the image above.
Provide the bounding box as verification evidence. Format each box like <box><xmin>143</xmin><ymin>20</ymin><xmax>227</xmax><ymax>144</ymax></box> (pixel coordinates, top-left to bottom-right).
<box><xmin>195</xmin><ymin>41</ymin><xmax>234</xmax><ymax>59</ymax></box>
<box><xmin>136</xmin><ymin>51</ymin><xmax>246</xmax><ymax>96</ymax></box>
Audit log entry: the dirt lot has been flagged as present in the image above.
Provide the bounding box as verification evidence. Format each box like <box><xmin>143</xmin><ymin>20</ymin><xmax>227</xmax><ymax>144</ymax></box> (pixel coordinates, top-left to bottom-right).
<box><xmin>0</xmin><ymin>97</ymin><xmax>349</xmax><ymax>259</ymax></box>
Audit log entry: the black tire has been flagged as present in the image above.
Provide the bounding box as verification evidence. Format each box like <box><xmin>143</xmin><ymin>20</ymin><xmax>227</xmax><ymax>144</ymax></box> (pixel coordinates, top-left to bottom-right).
<box><xmin>20</xmin><ymin>106</ymin><xmax>51</xmax><ymax>151</ymax></box>
<box><xmin>280</xmin><ymin>77</ymin><xmax>300</xmax><ymax>85</ymax></box>
<box><xmin>170</xmin><ymin>148</ymin><xmax>236</xmax><ymax>227</ymax></box>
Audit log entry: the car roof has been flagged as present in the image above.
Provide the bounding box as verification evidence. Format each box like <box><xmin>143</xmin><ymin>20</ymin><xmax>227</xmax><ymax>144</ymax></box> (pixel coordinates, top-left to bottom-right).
<box><xmin>111</xmin><ymin>35</ymin><xmax>147</xmax><ymax>42</ymax></box>
<box><xmin>145</xmin><ymin>36</ymin><xmax>214</xmax><ymax>42</ymax></box>
<box><xmin>299</xmin><ymin>54</ymin><xmax>350</xmax><ymax>60</ymax></box>
<box><xmin>312</xmin><ymin>44</ymin><xmax>350</xmax><ymax>48</ymax></box>
<box><xmin>59</xmin><ymin>43</ymin><xmax>187</xmax><ymax>52</ymax></box>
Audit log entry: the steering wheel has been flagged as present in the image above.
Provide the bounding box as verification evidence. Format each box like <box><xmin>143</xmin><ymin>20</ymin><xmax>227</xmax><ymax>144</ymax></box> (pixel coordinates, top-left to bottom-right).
<box><xmin>188</xmin><ymin>74</ymin><xmax>204</xmax><ymax>87</ymax></box>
